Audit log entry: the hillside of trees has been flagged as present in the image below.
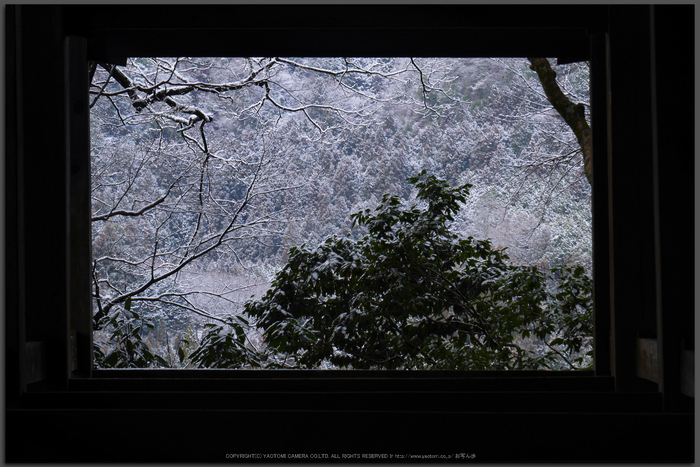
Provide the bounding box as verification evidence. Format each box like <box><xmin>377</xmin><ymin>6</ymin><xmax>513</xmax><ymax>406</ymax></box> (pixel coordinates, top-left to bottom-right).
<box><xmin>89</xmin><ymin>57</ymin><xmax>592</xmax><ymax>370</ymax></box>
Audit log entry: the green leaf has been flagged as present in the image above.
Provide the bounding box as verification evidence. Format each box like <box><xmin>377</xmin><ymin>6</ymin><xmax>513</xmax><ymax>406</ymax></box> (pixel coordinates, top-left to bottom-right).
<box><xmin>124</xmin><ymin>296</ymin><xmax>132</xmax><ymax>311</ymax></box>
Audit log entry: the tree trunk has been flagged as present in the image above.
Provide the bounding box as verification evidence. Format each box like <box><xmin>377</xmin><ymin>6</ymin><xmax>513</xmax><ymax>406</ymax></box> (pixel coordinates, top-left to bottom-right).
<box><xmin>528</xmin><ymin>58</ymin><xmax>593</xmax><ymax>185</ymax></box>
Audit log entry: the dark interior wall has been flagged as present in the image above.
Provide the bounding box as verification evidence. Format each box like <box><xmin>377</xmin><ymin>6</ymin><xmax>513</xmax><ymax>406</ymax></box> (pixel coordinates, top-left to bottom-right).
<box><xmin>605</xmin><ymin>4</ymin><xmax>695</xmax><ymax>405</ymax></box>
<box><xmin>606</xmin><ymin>5</ymin><xmax>660</xmax><ymax>391</ymax></box>
<box><xmin>649</xmin><ymin>4</ymin><xmax>695</xmax><ymax>411</ymax></box>
<box><xmin>5</xmin><ymin>3</ymin><xmax>22</xmax><ymax>403</ymax></box>
<box><xmin>6</xmin><ymin>5</ymin><xmax>71</xmax><ymax>394</ymax></box>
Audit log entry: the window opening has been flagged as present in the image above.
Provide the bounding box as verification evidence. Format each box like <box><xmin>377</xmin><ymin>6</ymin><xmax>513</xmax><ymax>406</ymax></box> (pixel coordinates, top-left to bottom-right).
<box><xmin>89</xmin><ymin>57</ymin><xmax>592</xmax><ymax>370</ymax></box>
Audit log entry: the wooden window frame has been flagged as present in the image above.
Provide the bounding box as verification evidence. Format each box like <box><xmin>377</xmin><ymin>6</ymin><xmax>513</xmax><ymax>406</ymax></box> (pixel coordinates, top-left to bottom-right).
<box><xmin>5</xmin><ymin>5</ymin><xmax>694</xmax><ymax>462</ymax></box>
<box><xmin>79</xmin><ymin>4</ymin><xmax>607</xmax><ymax>379</ymax></box>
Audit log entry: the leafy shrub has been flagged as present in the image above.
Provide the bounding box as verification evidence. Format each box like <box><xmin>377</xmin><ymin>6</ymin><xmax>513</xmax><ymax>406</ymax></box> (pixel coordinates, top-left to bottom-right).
<box><xmin>187</xmin><ymin>316</ymin><xmax>262</xmax><ymax>368</ymax></box>
<box><xmin>93</xmin><ymin>297</ymin><xmax>169</xmax><ymax>368</ymax></box>
<box><xmin>244</xmin><ymin>172</ymin><xmax>592</xmax><ymax>370</ymax></box>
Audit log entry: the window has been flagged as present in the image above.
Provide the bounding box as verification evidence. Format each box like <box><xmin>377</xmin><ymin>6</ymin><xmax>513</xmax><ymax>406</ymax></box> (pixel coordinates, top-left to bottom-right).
<box><xmin>90</xmin><ymin>56</ymin><xmax>594</xmax><ymax>371</ymax></box>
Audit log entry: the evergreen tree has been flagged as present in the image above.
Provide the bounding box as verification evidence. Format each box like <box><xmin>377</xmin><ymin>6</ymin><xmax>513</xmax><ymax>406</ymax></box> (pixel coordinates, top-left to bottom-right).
<box><xmin>242</xmin><ymin>173</ymin><xmax>592</xmax><ymax>370</ymax></box>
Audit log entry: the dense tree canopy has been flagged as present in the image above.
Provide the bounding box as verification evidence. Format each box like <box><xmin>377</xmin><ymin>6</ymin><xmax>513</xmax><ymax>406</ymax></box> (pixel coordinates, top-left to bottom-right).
<box><xmin>194</xmin><ymin>173</ymin><xmax>592</xmax><ymax>370</ymax></box>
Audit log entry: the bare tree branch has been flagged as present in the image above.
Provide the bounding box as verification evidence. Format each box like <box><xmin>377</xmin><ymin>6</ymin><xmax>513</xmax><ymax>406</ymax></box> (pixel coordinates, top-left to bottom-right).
<box><xmin>527</xmin><ymin>58</ymin><xmax>592</xmax><ymax>185</ymax></box>
<box><xmin>89</xmin><ymin>56</ymin><xmax>469</xmax><ymax>356</ymax></box>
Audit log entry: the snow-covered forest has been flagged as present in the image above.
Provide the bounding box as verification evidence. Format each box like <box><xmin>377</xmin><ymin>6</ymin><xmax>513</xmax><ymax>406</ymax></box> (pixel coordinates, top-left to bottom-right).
<box><xmin>90</xmin><ymin>57</ymin><xmax>592</xmax><ymax>369</ymax></box>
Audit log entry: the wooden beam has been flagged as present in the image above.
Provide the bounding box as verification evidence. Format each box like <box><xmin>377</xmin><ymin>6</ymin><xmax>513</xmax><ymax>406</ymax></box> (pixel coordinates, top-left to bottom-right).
<box><xmin>66</xmin><ymin>35</ymin><xmax>93</xmax><ymax>378</ymax></box>
<box><xmin>589</xmin><ymin>32</ymin><xmax>611</xmax><ymax>376</ymax></box>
